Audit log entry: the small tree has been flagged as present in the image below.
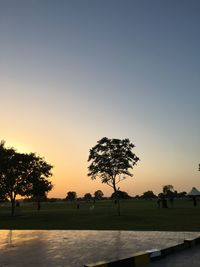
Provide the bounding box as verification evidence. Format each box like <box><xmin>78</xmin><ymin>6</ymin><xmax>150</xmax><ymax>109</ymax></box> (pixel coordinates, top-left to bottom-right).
<box><xmin>84</xmin><ymin>193</ymin><xmax>92</xmax><ymax>201</ymax></box>
<box><xmin>88</xmin><ymin>137</ymin><xmax>139</xmax><ymax>215</ymax></box>
<box><xmin>141</xmin><ymin>190</ymin><xmax>157</xmax><ymax>200</ymax></box>
<box><xmin>111</xmin><ymin>190</ymin><xmax>131</xmax><ymax>199</ymax></box>
<box><xmin>177</xmin><ymin>191</ymin><xmax>187</xmax><ymax>198</ymax></box>
<box><xmin>94</xmin><ymin>190</ymin><xmax>104</xmax><ymax>200</ymax></box>
<box><xmin>66</xmin><ymin>191</ymin><xmax>77</xmax><ymax>201</ymax></box>
<box><xmin>163</xmin><ymin>185</ymin><xmax>174</xmax><ymax>197</ymax></box>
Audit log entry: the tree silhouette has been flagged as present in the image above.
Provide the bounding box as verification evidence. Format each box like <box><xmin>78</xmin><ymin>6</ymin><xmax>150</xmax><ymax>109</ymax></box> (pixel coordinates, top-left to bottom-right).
<box><xmin>0</xmin><ymin>141</ymin><xmax>53</xmax><ymax>215</ymax></box>
<box><xmin>88</xmin><ymin>137</ymin><xmax>139</xmax><ymax>215</ymax></box>
<box><xmin>163</xmin><ymin>185</ymin><xmax>174</xmax><ymax>196</ymax></box>
<box><xmin>111</xmin><ymin>190</ymin><xmax>131</xmax><ymax>199</ymax></box>
<box><xmin>84</xmin><ymin>193</ymin><xmax>92</xmax><ymax>201</ymax></box>
<box><xmin>66</xmin><ymin>191</ymin><xmax>77</xmax><ymax>201</ymax></box>
<box><xmin>23</xmin><ymin>153</ymin><xmax>53</xmax><ymax>210</ymax></box>
<box><xmin>94</xmin><ymin>190</ymin><xmax>104</xmax><ymax>200</ymax></box>
<box><xmin>141</xmin><ymin>190</ymin><xmax>157</xmax><ymax>199</ymax></box>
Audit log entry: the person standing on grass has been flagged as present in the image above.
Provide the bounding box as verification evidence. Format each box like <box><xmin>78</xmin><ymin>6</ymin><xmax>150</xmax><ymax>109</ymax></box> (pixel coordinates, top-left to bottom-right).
<box><xmin>15</xmin><ymin>201</ymin><xmax>21</xmax><ymax>215</ymax></box>
<box><xmin>193</xmin><ymin>196</ymin><xmax>197</xmax><ymax>207</ymax></box>
<box><xmin>76</xmin><ymin>199</ymin><xmax>80</xmax><ymax>209</ymax></box>
<box><xmin>162</xmin><ymin>197</ymin><xmax>168</xmax><ymax>208</ymax></box>
<box><xmin>157</xmin><ymin>198</ymin><xmax>161</xmax><ymax>208</ymax></box>
<box><xmin>169</xmin><ymin>196</ymin><xmax>174</xmax><ymax>207</ymax></box>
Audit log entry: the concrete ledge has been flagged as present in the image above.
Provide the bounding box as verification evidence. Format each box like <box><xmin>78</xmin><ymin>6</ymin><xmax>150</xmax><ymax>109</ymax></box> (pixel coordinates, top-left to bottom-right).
<box><xmin>184</xmin><ymin>237</ymin><xmax>200</xmax><ymax>248</ymax></box>
<box><xmin>85</xmin><ymin>237</ymin><xmax>200</xmax><ymax>267</ymax></box>
<box><xmin>85</xmin><ymin>251</ymin><xmax>150</xmax><ymax>267</ymax></box>
<box><xmin>161</xmin><ymin>242</ymin><xmax>189</xmax><ymax>256</ymax></box>
<box><xmin>195</xmin><ymin>237</ymin><xmax>200</xmax><ymax>244</ymax></box>
<box><xmin>146</xmin><ymin>249</ymin><xmax>161</xmax><ymax>261</ymax></box>
<box><xmin>134</xmin><ymin>252</ymin><xmax>150</xmax><ymax>266</ymax></box>
<box><xmin>85</xmin><ymin>261</ymin><xmax>108</xmax><ymax>267</ymax></box>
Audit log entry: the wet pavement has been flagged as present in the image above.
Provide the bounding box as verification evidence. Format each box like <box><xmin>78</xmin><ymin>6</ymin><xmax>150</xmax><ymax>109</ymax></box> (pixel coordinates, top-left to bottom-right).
<box><xmin>0</xmin><ymin>230</ymin><xmax>199</xmax><ymax>267</ymax></box>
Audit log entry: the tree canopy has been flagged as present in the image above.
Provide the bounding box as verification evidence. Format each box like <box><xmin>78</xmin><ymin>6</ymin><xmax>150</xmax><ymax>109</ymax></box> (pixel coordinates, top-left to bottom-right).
<box><xmin>0</xmin><ymin>141</ymin><xmax>53</xmax><ymax>215</ymax></box>
<box><xmin>111</xmin><ymin>190</ymin><xmax>131</xmax><ymax>199</ymax></box>
<box><xmin>163</xmin><ymin>185</ymin><xmax>175</xmax><ymax>197</ymax></box>
<box><xmin>88</xmin><ymin>137</ymin><xmax>139</xmax><ymax>193</ymax></box>
<box><xmin>66</xmin><ymin>191</ymin><xmax>77</xmax><ymax>201</ymax></box>
<box><xmin>94</xmin><ymin>190</ymin><xmax>104</xmax><ymax>200</ymax></box>
<box><xmin>141</xmin><ymin>190</ymin><xmax>157</xmax><ymax>199</ymax></box>
<box><xmin>84</xmin><ymin>193</ymin><xmax>92</xmax><ymax>201</ymax></box>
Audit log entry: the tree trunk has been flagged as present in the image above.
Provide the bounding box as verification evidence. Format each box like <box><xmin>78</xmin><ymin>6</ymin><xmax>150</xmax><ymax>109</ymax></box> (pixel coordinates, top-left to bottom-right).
<box><xmin>9</xmin><ymin>192</ymin><xmax>16</xmax><ymax>216</ymax></box>
<box><xmin>117</xmin><ymin>197</ymin><xmax>121</xmax><ymax>216</ymax></box>
<box><xmin>11</xmin><ymin>198</ymin><xmax>15</xmax><ymax>216</ymax></box>
<box><xmin>37</xmin><ymin>198</ymin><xmax>41</xmax><ymax>210</ymax></box>
<box><xmin>113</xmin><ymin>182</ymin><xmax>120</xmax><ymax>216</ymax></box>
<box><xmin>113</xmin><ymin>182</ymin><xmax>117</xmax><ymax>194</ymax></box>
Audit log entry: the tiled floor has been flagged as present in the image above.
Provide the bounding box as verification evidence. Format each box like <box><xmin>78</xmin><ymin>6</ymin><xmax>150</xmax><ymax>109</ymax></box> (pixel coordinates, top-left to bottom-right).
<box><xmin>0</xmin><ymin>230</ymin><xmax>199</xmax><ymax>267</ymax></box>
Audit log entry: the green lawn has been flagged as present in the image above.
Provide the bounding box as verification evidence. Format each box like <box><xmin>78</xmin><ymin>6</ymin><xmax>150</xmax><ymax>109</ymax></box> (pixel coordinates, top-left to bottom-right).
<box><xmin>0</xmin><ymin>199</ymin><xmax>200</xmax><ymax>231</ymax></box>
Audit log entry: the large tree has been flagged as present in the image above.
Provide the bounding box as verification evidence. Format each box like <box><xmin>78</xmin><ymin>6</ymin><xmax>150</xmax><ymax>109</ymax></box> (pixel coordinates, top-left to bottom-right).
<box><xmin>23</xmin><ymin>153</ymin><xmax>53</xmax><ymax>210</ymax></box>
<box><xmin>88</xmin><ymin>137</ymin><xmax>139</xmax><ymax>193</ymax></box>
<box><xmin>0</xmin><ymin>141</ymin><xmax>27</xmax><ymax>215</ymax></box>
<box><xmin>0</xmin><ymin>141</ymin><xmax>53</xmax><ymax>215</ymax></box>
<box><xmin>88</xmin><ymin>137</ymin><xmax>139</xmax><ymax>215</ymax></box>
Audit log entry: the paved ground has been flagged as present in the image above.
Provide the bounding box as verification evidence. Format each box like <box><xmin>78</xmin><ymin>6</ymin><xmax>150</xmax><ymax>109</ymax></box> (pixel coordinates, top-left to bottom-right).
<box><xmin>0</xmin><ymin>230</ymin><xmax>199</xmax><ymax>267</ymax></box>
<box><xmin>146</xmin><ymin>245</ymin><xmax>200</xmax><ymax>267</ymax></box>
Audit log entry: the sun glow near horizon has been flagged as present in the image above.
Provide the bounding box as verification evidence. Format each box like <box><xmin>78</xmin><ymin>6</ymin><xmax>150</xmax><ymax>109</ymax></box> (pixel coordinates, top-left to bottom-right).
<box><xmin>2</xmin><ymin>135</ymin><xmax>199</xmax><ymax>199</ymax></box>
<box><xmin>1</xmin><ymin>1</ymin><xmax>200</xmax><ymax>198</ymax></box>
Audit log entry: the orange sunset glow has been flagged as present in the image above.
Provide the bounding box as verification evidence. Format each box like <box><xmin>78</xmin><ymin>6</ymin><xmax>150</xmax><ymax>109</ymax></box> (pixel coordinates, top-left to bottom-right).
<box><xmin>1</xmin><ymin>0</ymin><xmax>200</xmax><ymax>199</ymax></box>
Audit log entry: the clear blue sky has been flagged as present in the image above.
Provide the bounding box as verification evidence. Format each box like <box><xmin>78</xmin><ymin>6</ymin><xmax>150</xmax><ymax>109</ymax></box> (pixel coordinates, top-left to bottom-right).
<box><xmin>0</xmin><ymin>0</ymin><xmax>200</xmax><ymax>197</ymax></box>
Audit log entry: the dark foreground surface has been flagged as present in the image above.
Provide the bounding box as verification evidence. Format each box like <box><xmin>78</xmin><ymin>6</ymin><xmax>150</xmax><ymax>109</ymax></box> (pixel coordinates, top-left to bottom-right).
<box><xmin>146</xmin><ymin>245</ymin><xmax>200</xmax><ymax>267</ymax></box>
<box><xmin>0</xmin><ymin>230</ymin><xmax>199</xmax><ymax>267</ymax></box>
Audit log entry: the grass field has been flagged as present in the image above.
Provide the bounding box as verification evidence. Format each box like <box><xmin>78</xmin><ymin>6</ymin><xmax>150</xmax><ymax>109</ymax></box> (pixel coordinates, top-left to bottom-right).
<box><xmin>0</xmin><ymin>199</ymin><xmax>200</xmax><ymax>231</ymax></box>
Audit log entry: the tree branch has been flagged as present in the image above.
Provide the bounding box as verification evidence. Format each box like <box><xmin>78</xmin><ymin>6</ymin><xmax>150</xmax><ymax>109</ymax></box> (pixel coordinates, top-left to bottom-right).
<box><xmin>116</xmin><ymin>176</ymin><xmax>126</xmax><ymax>184</ymax></box>
<box><xmin>106</xmin><ymin>181</ymin><xmax>114</xmax><ymax>188</ymax></box>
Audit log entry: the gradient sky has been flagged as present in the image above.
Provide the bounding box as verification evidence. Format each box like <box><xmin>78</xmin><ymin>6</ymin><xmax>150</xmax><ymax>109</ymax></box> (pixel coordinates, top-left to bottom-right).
<box><xmin>1</xmin><ymin>0</ymin><xmax>200</xmax><ymax>198</ymax></box>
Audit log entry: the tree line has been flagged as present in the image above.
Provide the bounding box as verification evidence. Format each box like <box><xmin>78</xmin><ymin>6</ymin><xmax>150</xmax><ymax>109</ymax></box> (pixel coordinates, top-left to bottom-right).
<box><xmin>64</xmin><ymin>185</ymin><xmax>187</xmax><ymax>202</ymax></box>
<box><xmin>1</xmin><ymin>137</ymin><xmax>197</xmax><ymax>216</ymax></box>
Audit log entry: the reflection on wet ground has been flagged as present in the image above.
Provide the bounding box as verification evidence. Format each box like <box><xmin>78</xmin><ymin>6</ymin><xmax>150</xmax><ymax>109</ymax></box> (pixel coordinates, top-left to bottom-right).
<box><xmin>0</xmin><ymin>230</ymin><xmax>199</xmax><ymax>266</ymax></box>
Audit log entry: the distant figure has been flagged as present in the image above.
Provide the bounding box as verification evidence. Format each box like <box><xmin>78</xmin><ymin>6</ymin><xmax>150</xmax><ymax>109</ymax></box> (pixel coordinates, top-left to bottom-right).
<box><xmin>77</xmin><ymin>201</ymin><xmax>80</xmax><ymax>209</ymax></box>
<box><xmin>162</xmin><ymin>197</ymin><xmax>168</xmax><ymax>208</ymax></box>
<box><xmin>169</xmin><ymin>196</ymin><xmax>174</xmax><ymax>207</ymax></box>
<box><xmin>15</xmin><ymin>201</ymin><xmax>21</xmax><ymax>215</ymax></box>
<box><xmin>157</xmin><ymin>198</ymin><xmax>161</xmax><ymax>208</ymax></box>
<box><xmin>193</xmin><ymin>196</ymin><xmax>197</xmax><ymax>207</ymax></box>
<box><xmin>89</xmin><ymin>205</ymin><xmax>95</xmax><ymax>210</ymax></box>
<box><xmin>37</xmin><ymin>202</ymin><xmax>41</xmax><ymax>211</ymax></box>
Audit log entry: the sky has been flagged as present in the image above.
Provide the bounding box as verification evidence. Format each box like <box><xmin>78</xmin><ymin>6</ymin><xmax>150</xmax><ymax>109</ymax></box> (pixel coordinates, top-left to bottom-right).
<box><xmin>0</xmin><ymin>0</ymin><xmax>200</xmax><ymax>198</ymax></box>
